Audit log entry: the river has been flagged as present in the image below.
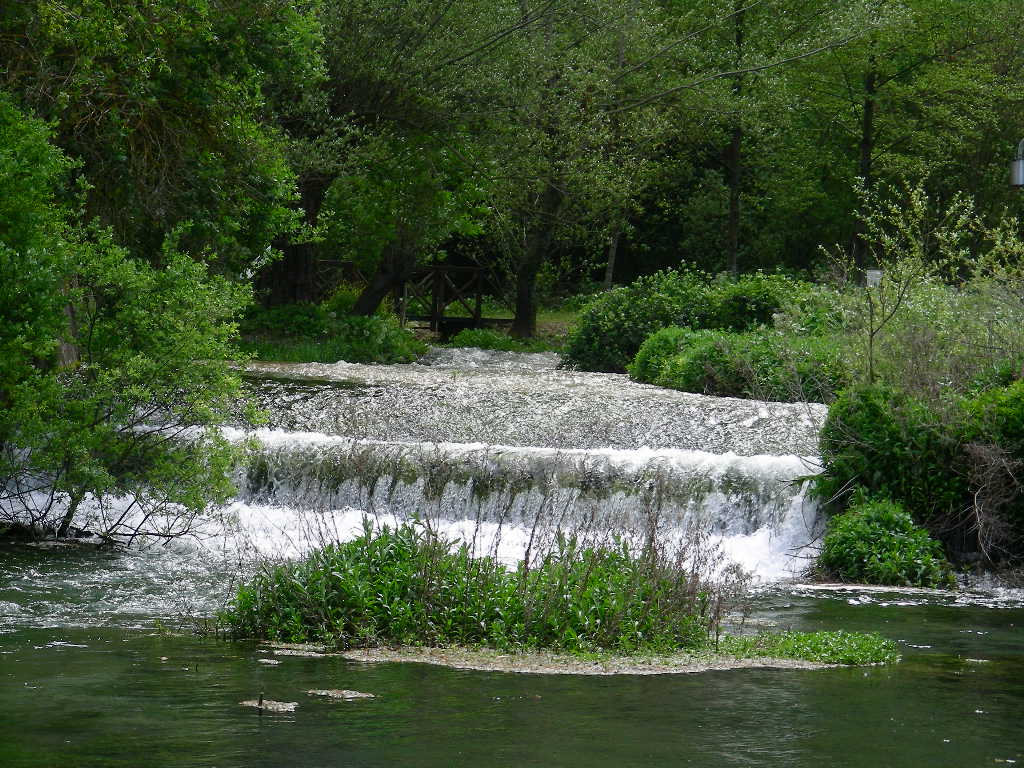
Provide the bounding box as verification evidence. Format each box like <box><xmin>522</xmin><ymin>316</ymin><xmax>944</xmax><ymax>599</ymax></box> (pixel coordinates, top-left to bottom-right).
<box><xmin>1</xmin><ymin>350</ymin><xmax>1021</xmax><ymax>766</ymax></box>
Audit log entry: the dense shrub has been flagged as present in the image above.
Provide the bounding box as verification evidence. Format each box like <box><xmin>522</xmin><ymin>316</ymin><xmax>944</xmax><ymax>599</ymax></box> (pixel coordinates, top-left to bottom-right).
<box><xmin>705</xmin><ymin>272</ymin><xmax>803</xmax><ymax>330</ymax></box>
<box><xmin>322</xmin><ymin>283</ymin><xmax>365</xmax><ymax>316</ymax></box>
<box><xmin>651</xmin><ymin>330</ymin><xmax>751</xmax><ymax>397</ymax></box>
<box><xmin>628</xmin><ymin>326</ymin><xmax>693</xmax><ymax>384</ymax></box>
<box><xmin>221</xmin><ymin>521</ymin><xmax>714</xmax><ymax>654</ymax></box>
<box><xmin>816</xmin><ymin>385</ymin><xmax>968</xmax><ymax>520</ymax></box>
<box><xmin>631</xmin><ymin>327</ymin><xmax>848</xmax><ymax>403</ymax></box>
<box><xmin>448</xmin><ymin>328</ymin><xmax>523</xmax><ymax>352</ymax></box>
<box><xmin>240</xmin><ymin>314</ymin><xmax>425</xmax><ymax>363</ymax></box>
<box><xmin>959</xmin><ymin>382</ymin><xmax>1024</xmax><ymax>545</ymax></box>
<box><xmin>563</xmin><ymin>269</ymin><xmax>812</xmax><ymax>373</ymax></box>
<box><xmin>963</xmin><ymin>380</ymin><xmax>1024</xmax><ymax>455</ymax></box>
<box><xmin>241</xmin><ymin>303</ymin><xmax>330</xmax><ymax>338</ymax></box>
<box><xmin>332</xmin><ymin>315</ymin><xmax>426</xmax><ymax>362</ymax></box>
<box><xmin>818</xmin><ymin>496</ymin><xmax>955</xmax><ymax>588</ymax></box>
<box><xmin>772</xmin><ymin>282</ymin><xmax>845</xmax><ymax>335</ymax></box>
<box><xmin>815</xmin><ymin>382</ymin><xmax>1024</xmax><ymax>559</ymax></box>
<box><xmin>562</xmin><ymin>269</ymin><xmax>711</xmax><ymax>372</ymax></box>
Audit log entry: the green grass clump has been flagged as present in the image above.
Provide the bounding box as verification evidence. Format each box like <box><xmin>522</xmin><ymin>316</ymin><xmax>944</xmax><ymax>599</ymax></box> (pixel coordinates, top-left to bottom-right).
<box><xmin>818</xmin><ymin>495</ymin><xmax>956</xmax><ymax>588</ymax></box>
<box><xmin>221</xmin><ymin>521</ymin><xmax>714</xmax><ymax>654</ymax></box>
<box><xmin>447</xmin><ymin>327</ymin><xmax>553</xmax><ymax>353</ymax></box>
<box><xmin>722</xmin><ymin>630</ymin><xmax>900</xmax><ymax>665</ymax></box>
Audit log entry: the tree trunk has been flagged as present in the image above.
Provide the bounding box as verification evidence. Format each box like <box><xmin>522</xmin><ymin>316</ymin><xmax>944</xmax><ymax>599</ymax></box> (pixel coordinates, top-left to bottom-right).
<box><xmin>58</xmin><ymin>300</ymin><xmax>80</xmax><ymax>367</ymax></box>
<box><xmin>725</xmin><ymin>122</ymin><xmax>743</xmax><ymax>275</ymax></box>
<box><xmin>603</xmin><ymin>228</ymin><xmax>620</xmax><ymax>289</ymax></box>
<box><xmin>851</xmin><ymin>63</ymin><xmax>877</xmax><ymax>269</ymax></box>
<box><xmin>511</xmin><ymin>181</ymin><xmax>563</xmax><ymax>338</ymax></box>
<box><xmin>351</xmin><ymin>223</ymin><xmax>420</xmax><ymax>316</ymax></box>
<box><xmin>725</xmin><ymin>0</ymin><xmax>745</xmax><ymax>275</ymax></box>
<box><xmin>257</xmin><ymin>173</ymin><xmax>334</xmax><ymax>305</ymax></box>
<box><xmin>56</xmin><ymin>491</ymin><xmax>83</xmax><ymax>539</ymax></box>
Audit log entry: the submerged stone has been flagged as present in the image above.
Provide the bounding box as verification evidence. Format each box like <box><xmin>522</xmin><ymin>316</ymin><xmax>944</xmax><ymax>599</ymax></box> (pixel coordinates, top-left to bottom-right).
<box><xmin>306</xmin><ymin>689</ymin><xmax>375</xmax><ymax>700</ymax></box>
<box><xmin>240</xmin><ymin>698</ymin><xmax>297</xmax><ymax>712</ymax></box>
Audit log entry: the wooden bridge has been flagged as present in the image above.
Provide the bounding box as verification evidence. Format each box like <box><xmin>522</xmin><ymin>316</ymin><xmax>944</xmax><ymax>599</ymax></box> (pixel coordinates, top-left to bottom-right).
<box><xmin>394</xmin><ymin>264</ymin><xmax>511</xmax><ymax>337</ymax></box>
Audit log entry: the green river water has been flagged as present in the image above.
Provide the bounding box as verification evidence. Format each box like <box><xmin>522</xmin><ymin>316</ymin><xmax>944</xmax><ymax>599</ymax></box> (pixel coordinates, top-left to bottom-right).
<box><xmin>1</xmin><ymin>545</ymin><xmax>1020</xmax><ymax>768</ymax></box>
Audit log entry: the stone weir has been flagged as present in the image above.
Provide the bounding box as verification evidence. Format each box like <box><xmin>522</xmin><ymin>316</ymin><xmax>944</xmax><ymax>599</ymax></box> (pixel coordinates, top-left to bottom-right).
<box><xmin>243</xmin><ymin>349</ymin><xmax>826</xmax><ymax>455</ymax></box>
<box><xmin>232</xmin><ymin>350</ymin><xmax>828</xmax><ymax>578</ymax></box>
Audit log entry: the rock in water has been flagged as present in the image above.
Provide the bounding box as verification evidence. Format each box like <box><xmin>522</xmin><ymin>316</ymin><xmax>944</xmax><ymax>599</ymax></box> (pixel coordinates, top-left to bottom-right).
<box><xmin>240</xmin><ymin>698</ymin><xmax>298</xmax><ymax>712</ymax></box>
<box><xmin>306</xmin><ymin>689</ymin><xmax>375</xmax><ymax>700</ymax></box>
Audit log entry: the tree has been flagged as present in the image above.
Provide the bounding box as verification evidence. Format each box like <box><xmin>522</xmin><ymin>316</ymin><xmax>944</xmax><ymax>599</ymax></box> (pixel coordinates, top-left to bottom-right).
<box><xmin>0</xmin><ymin>0</ymin><xmax>317</xmax><ymax>275</ymax></box>
<box><xmin>785</xmin><ymin>0</ymin><xmax>1016</xmax><ymax>265</ymax></box>
<box><xmin>254</xmin><ymin>0</ymin><xmax>525</xmax><ymax>305</ymax></box>
<box><xmin>0</xmin><ymin>94</ymin><xmax>249</xmax><ymax>542</ymax></box>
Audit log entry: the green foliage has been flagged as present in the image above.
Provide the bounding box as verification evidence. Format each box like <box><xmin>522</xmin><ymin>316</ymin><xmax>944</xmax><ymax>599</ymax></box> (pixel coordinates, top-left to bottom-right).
<box><xmin>1</xmin><ymin>0</ymin><xmax>311</xmax><ymax>274</ymax></box>
<box><xmin>631</xmin><ymin>327</ymin><xmax>848</xmax><ymax>403</ymax></box>
<box><xmin>448</xmin><ymin>328</ymin><xmax>521</xmax><ymax>352</ymax></box>
<box><xmin>327</xmin><ymin>316</ymin><xmax>426</xmax><ymax>364</ymax></box>
<box><xmin>563</xmin><ymin>269</ymin><xmax>811</xmax><ymax>373</ymax></box>
<box><xmin>221</xmin><ymin>521</ymin><xmax>714</xmax><ymax>654</ymax></box>
<box><xmin>819</xmin><ymin>495</ymin><xmax>955</xmax><ymax>588</ymax></box>
<box><xmin>241</xmin><ymin>303</ymin><xmax>330</xmax><ymax>338</ymax></box>
<box><xmin>322</xmin><ymin>283</ymin><xmax>365</xmax><ymax>317</ymax></box>
<box><xmin>960</xmin><ymin>382</ymin><xmax>1024</xmax><ymax>537</ymax></box>
<box><xmin>816</xmin><ymin>379</ymin><xmax>1024</xmax><ymax>559</ymax></box>
<box><xmin>447</xmin><ymin>328</ymin><xmax>553</xmax><ymax>353</ymax></box>
<box><xmin>562</xmin><ymin>268</ymin><xmax>711</xmax><ymax>372</ymax></box>
<box><xmin>0</xmin><ymin>97</ymin><xmax>249</xmax><ymax>540</ymax></box>
<box><xmin>963</xmin><ymin>381</ymin><xmax>1024</xmax><ymax>456</ymax></box>
<box><xmin>722</xmin><ymin>630</ymin><xmax>901</xmax><ymax>665</ymax></box>
<box><xmin>0</xmin><ymin>92</ymin><xmax>71</xmax><ymax>414</ymax></box>
<box><xmin>817</xmin><ymin>385</ymin><xmax>968</xmax><ymax>523</ymax></box>
<box><xmin>628</xmin><ymin>327</ymin><xmax>693</xmax><ymax>385</ymax></box>
<box><xmin>240</xmin><ymin>313</ymin><xmax>426</xmax><ymax>364</ymax></box>
<box><xmin>705</xmin><ymin>272</ymin><xmax>802</xmax><ymax>331</ymax></box>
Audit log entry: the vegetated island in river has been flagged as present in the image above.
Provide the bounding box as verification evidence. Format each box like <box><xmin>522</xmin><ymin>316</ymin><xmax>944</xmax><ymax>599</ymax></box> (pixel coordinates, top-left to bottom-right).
<box><xmin>264</xmin><ymin>641</ymin><xmax>836</xmax><ymax>676</ymax></box>
<box><xmin>219</xmin><ymin>521</ymin><xmax>900</xmax><ymax>673</ymax></box>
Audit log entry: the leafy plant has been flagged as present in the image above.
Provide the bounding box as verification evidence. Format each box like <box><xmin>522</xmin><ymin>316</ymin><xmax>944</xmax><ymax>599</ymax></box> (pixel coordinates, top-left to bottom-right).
<box><xmin>448</xmin><ymin>328</ymin><xmax>553</xmax><ymax>353</ymax></box>
<box><xmin>0</xmin><ymin>97</ymin><xmax>250</xmax><ymax>542</ymax></box>
<box><xmin>722</xmin><ymin>630</ymin><xmax>900</xmax><ymax>665</ymax></box>
<box><xmin>631</xmin><ymin>327</ymin><xmax>848</xmax><ymax>403</ymax></box>
<box><xmin>448</xmin><ymin>328</ymin><xmax>522</xmax><ymax>352</ymax></box>
<box><xmin>628</xmin><ymin>327</ymin><xmax>693</xmax><ymax>384</ymax></box>
<box><xmin>818</xmin><ymin>495</ymin><xmax>955</xmax><ymax>588</ymax></box>
<box><xmin>563</xmin><ymin>269</ymin><xmax>812</xmax><ymax>373</ymax></box>
<box><xmin>561</xmin><ymin>268</ymin><xmax>711</xmax><ymax>372</ymax></box>
<box><xmin>241</xmin><ymin>303</ymin><xmax>331</xmax><ymax>338</ymax></box>
<box><xmin>239</xmin><ymin>314</ymin><xmax>426</xmax><ymax>364</ymax></box>
<box><xmin>816</xmin><ymin>384</ymin><xmax>967</xmax><ymax>516</ymax></box>
<box><xmin>705</xmin><ymin>272</ymin><xmax>804</xmax><ymax>331</ymax></box>
<box><xmin>221</xmin><ymin>520</ymin><xmax>720</xmax><ymax>654</ymax></box>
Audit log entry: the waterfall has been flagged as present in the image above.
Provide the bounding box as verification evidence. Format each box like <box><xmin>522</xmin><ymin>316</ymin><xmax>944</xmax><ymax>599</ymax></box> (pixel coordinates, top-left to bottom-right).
<box><xmin>224</xmin><ymin>427</ymin><xmax>823</xmax><ymax>580</ymax></box>
<box><xmin>219</xmin><ymin>354</ymin><xmax>830</xmax><ymax>580</ymax></box>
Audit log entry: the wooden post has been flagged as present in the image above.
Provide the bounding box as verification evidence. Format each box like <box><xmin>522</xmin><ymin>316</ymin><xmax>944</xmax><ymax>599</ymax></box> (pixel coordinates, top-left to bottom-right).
<box><xmin>431</xmin><ymin>266</ymin><xmax>442</xmax><ymax>333</ymax></box>
<box><xmin>473</xmin><ymin>269</ymin><xmax>483</xmax><ymax>327</ymax></box>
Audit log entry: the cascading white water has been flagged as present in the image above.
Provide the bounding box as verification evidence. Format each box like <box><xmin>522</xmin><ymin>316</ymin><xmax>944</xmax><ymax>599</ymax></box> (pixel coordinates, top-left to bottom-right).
<box><xmin>224</xmin><ymin>350</ymin><xmax>829</xmax><ymax>582</ymax></box>
<box><xmin>227</xmin><ymin>429</ymin><xmax>823</xmax><ymax>580</ymax></box>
